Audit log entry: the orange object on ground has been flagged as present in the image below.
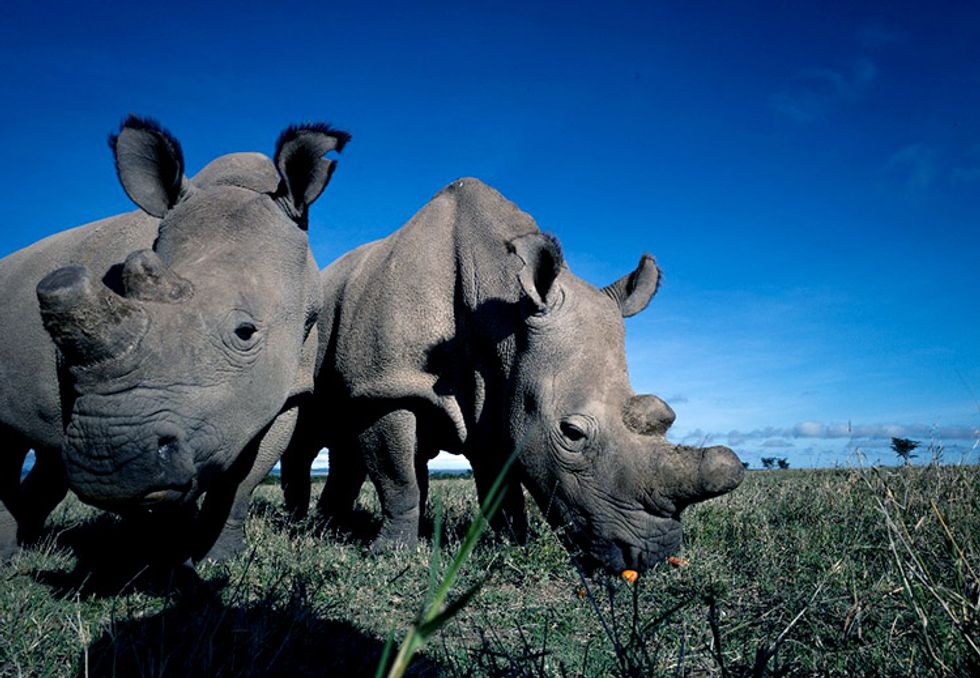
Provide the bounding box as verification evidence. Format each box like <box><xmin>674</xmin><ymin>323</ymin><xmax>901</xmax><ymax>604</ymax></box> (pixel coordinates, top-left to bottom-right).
<box><xmin>666</xmin><ymin>555</ymin><xmax>689</xmax><ymax>568</ymax></box>
<box><xmin>621</xmin><ymin>569</ymin><xmax>639</xmax><ymax>583</ymax></box>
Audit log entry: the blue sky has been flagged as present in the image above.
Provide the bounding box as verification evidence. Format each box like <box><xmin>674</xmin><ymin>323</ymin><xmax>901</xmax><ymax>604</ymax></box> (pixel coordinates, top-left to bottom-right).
<box><xmin>2</xmin><ymin>1</ymin><xmax>978</xmax><ymax>468</ymax></box>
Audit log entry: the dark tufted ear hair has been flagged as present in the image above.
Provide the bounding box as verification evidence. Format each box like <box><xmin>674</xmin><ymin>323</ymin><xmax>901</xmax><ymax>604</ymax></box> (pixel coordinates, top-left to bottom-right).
<box><xmin>602</xmin><ymin>254</ymin><xmax>661</xmax><ymax>317</ymax></box>
<box><xmin>508</xmin><ymin>232</ymin><xmax>565</xmax><ymax>312</ymax></box>
<box><xmin>109</xmin><ymin>115</ymin><xmax>187</xmax><ymax>218</ymax></box>
<box><xmin>274</xmin><ymin>123</ymin><xmax>351</xmax><ymax>222</ymax></box>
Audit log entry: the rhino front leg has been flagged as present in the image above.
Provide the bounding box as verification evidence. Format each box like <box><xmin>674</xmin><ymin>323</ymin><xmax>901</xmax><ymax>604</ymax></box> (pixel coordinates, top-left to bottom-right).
<box><xmin>17</xmin><ymin>446</ymin><xmax>68</xmax><ymax>546</ymax></box>
<box><xmin>361</xmin><ymin>408</ymin><xmax>422</xmax><ymax>552</ymax></box>
<box><xmin>194</xmin><ymin>406</ymin><xmax>299</xmax><ymax>562</ymax></box>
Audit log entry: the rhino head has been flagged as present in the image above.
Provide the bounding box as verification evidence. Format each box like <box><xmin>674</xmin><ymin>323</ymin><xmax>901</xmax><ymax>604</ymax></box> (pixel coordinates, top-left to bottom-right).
<box><xmin>36</xmin><ymin>116</ymin><xmax>349</xmax><ymax>511</ymax></box>
<box><xmin>505</xmin><ymin>234</ymin><xmax>743</xmax><ymax>572</ymax></box>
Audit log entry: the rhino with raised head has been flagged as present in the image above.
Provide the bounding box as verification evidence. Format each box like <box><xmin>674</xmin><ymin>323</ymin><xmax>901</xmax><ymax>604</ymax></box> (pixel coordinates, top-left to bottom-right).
<box><xmin>280</xmin><ymin>178</ymin><xmax>743</xmax><ymax>572</ymax></box>
<box><xmin>0</xmin><ymin>116</ymin><xmax>349</xmax><ymax>563</ymax></box>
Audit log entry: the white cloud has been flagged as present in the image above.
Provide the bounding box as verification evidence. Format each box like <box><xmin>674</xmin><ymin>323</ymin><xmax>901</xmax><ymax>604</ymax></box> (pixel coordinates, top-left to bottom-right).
<box><xmin>761</xmin><ymin>438</ymin><xmax>795</xmax><ymax>448</ymax></box>
<box><xmin>296</xmin><ymin>448</ymin><xmax>472</xmax><ymax>472</ymax></box>
<box><xmin>794</xmin><ymin>421</ymin><xmax>825</xmax><ymax>437</ymax></box>
<box><xmin>717</xmin><ymin>421</ymin><xmax>979</xmax><ymax>442</ymax></box>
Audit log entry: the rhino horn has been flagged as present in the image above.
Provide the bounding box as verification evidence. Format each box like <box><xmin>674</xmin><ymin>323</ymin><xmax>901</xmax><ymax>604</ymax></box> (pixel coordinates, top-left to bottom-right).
<box><xmin>37</xmin><ymin>265</ymin><xmax>149</xmax><ymax>367</ymax></box>
<box><xmin>657</xmin><ymin>444</ymin><xmax>745</xmax><ymax>507</ymax></box>
<box><xmin>122</xmin><ymin>249</ymin><xmax>193</xmax><ymax>302</ymax></box>
<box><xmin>623</xmin><ymin>394</ymin><xmax>676</xmax><ymax>436</ymax></box>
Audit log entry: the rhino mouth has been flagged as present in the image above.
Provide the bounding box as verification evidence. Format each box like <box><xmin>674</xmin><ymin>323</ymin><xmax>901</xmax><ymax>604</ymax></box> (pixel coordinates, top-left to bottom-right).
<box><xmin>139</xmin><ymin>483</ymin><xmax>195</xmax><ymax>507</ymax></box>
<box><xmin>77</xmin><ymin>478</ymin><xmax>197</xmax><ymax>513</ymax></box>
<box><xmin>571</xmin><ymin>515</ymin><xmax>684</xmax><ymax>574</ymax></box>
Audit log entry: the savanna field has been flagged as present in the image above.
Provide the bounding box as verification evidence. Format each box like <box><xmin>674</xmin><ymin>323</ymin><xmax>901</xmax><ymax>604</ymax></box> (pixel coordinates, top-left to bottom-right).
<box><xmin>1</xmin><ymin>462</ymin><xmax>978</xmax><ymax>677</ymax></box>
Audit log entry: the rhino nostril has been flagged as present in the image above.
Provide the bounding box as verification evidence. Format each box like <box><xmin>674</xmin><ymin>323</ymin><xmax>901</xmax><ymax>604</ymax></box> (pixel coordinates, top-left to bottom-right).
<box><xmin>157</xmin><ymin>436</ymin><xmax>179</xmax><ymax>461</ymax></box>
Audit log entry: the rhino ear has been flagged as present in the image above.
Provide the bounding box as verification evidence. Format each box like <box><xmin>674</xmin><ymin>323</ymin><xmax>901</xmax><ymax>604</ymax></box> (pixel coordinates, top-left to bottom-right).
<box><xmin>508</xmin><ymin>233</ymin><xmax>564</xmax><ymax>312</ymax></box>
<box><xmin>274</xmin><ymin>123</ymin><xmax>351</xmax><ymax>222</ymax></box>
<box><xmin>109</xmin><ymin>115</ymin><xmax>188</xmax><ymax>218</ymax></box>
<box><xmin>602</xmin><ymin>254</ymin><xmax>661</xmax><ymax>317</ymax></box>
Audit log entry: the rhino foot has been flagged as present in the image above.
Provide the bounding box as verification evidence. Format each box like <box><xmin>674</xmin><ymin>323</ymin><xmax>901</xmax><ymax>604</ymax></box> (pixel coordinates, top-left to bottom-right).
<box><xmin>0</xmin><ymin>510</ymin><xmax>19</xmax><ymax>564</ymax></box>
<box><xmin>0</xmin><ymin>539</ymin><xmax>19</xmax><ymax>564</ymax></box>
<box><xmin>370</xmin><ymin>533</ymin><xmax>418</xmax><ymax>555</ymax></box>
<box><xmin>198</xmin><ymin>521</ymin><xmax>246</xmax><ymax>563</ymax></box>
<box><xmin>370</xmin><ymin>511</ymin><xmax>420</xmax><ymax>555</ymax></box>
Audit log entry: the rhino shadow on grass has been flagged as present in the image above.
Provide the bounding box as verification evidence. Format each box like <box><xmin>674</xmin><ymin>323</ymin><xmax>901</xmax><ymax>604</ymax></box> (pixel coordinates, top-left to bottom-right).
<box><xmin>33</xmin><ymin>510</ymin><xmax>215</xmax><ymax>599</ymax></box>
<box><xmin>78</xmin><ymin>584</ymin><xmax>442</xmax><ymax>678</ymax></box>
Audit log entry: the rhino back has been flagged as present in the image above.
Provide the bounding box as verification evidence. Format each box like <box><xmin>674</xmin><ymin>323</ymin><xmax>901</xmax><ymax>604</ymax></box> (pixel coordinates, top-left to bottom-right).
<box><xmin>321</xmin><ymin>191</ymin><xmax>458</xmax><ymax>397</ymax></box>
<box><xmin>317</xmin><ymin>178</ymin><xmax>542</xmax><ymax>447</ymax></box>
<box><xmin>0</xmin><ymin>210</ymin><xmax>158</xmax><ymax>446</ymax></box>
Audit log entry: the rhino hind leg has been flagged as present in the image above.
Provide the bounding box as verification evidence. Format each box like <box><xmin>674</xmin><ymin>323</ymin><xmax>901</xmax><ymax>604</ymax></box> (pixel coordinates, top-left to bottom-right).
<box><xmin>470</xmin><ymin>454</ymin><xmax>529</xmax><ymax>545</ymax></box>
<box><xmin>415</xmin><ymin>446</ymin><xmax>443</xmax><ymax>538</ymax></box>
<box><xmin>316</xmin><ymin>442</ymin><xmax>367</xmax><ymax>528</ymax></box>
<box><xmin>0</xmin><ymin>506</ymin><xmax>18</xmax><ymax>562</ymax></box>
<box><xmin>359</xmin><ymin>408</ymin><xmax>422</xmax><ymax>552</ymax></box>
<box><xmin>280</xmin><ymin>409</ymin><xmax>322</xmax><ymax>521</ymax></box>
<box><xmin>16</xmin><ymin>445</ymin><xmax>68</xmax><ymax>547</ymax></box>
<box><xmin>0</xmin><ymin>432</ymin><xmax>31</xmax><ymax>562</ymax></box>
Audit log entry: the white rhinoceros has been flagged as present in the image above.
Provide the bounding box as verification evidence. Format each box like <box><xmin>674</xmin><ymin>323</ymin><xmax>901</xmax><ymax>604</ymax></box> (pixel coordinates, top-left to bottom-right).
<box><xmin>0</xmin><ymin>116</ymin><xmax>349</xmax><ymax>563</ymax></box>
<box><xmin>280</xmin><ymin>178</ymin><xmax>743</xmax><ymax>573</ymax></box>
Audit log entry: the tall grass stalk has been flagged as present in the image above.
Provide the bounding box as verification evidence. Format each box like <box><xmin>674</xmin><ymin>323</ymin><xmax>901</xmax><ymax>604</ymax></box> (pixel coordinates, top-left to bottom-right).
<box><xmin>377</xmin><ymin>451</ymin><xmax>517</xmax><ymax>678</ymax></box>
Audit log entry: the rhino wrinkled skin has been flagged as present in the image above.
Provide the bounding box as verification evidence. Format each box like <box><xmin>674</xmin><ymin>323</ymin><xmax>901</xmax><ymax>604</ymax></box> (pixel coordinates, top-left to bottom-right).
<box><xmin>0</xmin><ymin>116</ymin><xmax>348</xmax><ymax>563</ymax></box>
<box><xmin>281</xmin><ymin>178</ymin><xmax>744</xmax><ymax>572</ymax></box>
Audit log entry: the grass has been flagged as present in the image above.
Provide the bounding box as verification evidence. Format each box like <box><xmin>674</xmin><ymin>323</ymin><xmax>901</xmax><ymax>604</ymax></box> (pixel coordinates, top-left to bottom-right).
<box><xmin>1</xmin><ymin>460</ymin><xmax>978</xmax><ymax>676</ymax></box>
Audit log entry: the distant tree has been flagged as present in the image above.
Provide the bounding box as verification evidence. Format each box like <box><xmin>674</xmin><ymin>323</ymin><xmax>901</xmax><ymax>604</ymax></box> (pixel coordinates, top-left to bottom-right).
<box><xmin>741</xmin><ymin>461</ymin><xmax>750</xmax><ymax>469</ymax></box>
<box><xmin>891</xmin><ymin>437</ymin><xmax>920</xmax><ymax>466</ymax></box>
<box><xmin>777</xmin><ymin>458</ymin><xmax>790</xmax><ymax>470</ymax></box>
<box><xmin>761</xmin><ymin>457</ymin><xmax>776</xmax><ymax>470</ymax></box>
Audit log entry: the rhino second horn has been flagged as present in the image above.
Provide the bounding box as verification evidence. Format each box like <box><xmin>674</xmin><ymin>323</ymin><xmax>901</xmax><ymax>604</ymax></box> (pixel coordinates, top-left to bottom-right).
<box><xmin>623</xmin><ymin>394</ymin><xmax>675</xmax><ymax>436</ymax></box>
<box><xmin>37</xmin><ymin>265</ymin><xmax>149</xmax><ymax>366</ymax></box>
<box><xmin>122</xmin><ymin>249</ymin><xmax>193</xmax><ymax>302</ymax></box>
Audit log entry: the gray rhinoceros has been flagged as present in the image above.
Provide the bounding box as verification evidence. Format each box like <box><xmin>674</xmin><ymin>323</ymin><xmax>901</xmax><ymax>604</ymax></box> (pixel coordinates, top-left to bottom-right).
<box><xmin>280</xmin><ymin>178</ymin><xmax>743</xmax><ymax>572</ymax></box>
<box><xmin>0</xmin><ymin>116</ymin><xmax>349</xmax><ymax>563</ymax></box>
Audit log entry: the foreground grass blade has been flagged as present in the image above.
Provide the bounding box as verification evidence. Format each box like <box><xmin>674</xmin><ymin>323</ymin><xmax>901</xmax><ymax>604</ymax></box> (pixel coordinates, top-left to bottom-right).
<box><xmin>381</xmin><ymin>449</ymin><xmax>518</xmax><ymax>678</ymax></box>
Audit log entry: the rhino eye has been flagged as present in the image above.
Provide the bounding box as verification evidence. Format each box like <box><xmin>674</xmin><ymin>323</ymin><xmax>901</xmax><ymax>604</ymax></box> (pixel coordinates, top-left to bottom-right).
<box><xmin>556</xmin><ymin>415</ymin><xmax>596</xmax><ymax>453</ymax></box>
<box><xmin>223</xmin><ymin>310</ymin><xmax>262</xmax><ymax>354</ymax></box>
<box><xmin>560</xmin><ymin>421</ymin><xmax>587</xmax><ymax>442</ymax></box>
<box><xmin>235</xmin><ymin>322</ymin><xmax>257</xmax><ymax>341</ymax></box>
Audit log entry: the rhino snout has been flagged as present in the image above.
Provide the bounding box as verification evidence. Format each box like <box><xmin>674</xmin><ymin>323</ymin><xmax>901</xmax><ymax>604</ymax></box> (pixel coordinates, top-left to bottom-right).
<box><xmin>64</xmin><ymin>423</ymin><xmax>198</xmax><ymax>509</ymax></box>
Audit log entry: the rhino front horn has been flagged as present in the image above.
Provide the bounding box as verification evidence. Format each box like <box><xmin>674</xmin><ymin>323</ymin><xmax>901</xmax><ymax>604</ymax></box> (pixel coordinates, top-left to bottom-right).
<box><xmin>37</xmin><ymin>265</ymin><xmax>149</xmax><ymax>367</ymax></box>
<box><xmin>657</xmin><ymin>444</ymin><xmax>745</xmax><ymax>508</ymax></box>
<box><xmin>695</xmin><ymin>445</ymin><xmax>745</xmax><ymax>498</ymax></box>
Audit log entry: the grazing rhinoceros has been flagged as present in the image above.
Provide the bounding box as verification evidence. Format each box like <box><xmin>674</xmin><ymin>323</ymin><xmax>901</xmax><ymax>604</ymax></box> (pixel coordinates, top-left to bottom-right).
<box><xmin>279</xmin><ymin>178</ymin><xmax>743</xmax><ymax>572</ymax></box>
<box><xmin>0</xmin><ymin>116</ymin><xmax>349</xmax><ymax>563</ymax></box>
